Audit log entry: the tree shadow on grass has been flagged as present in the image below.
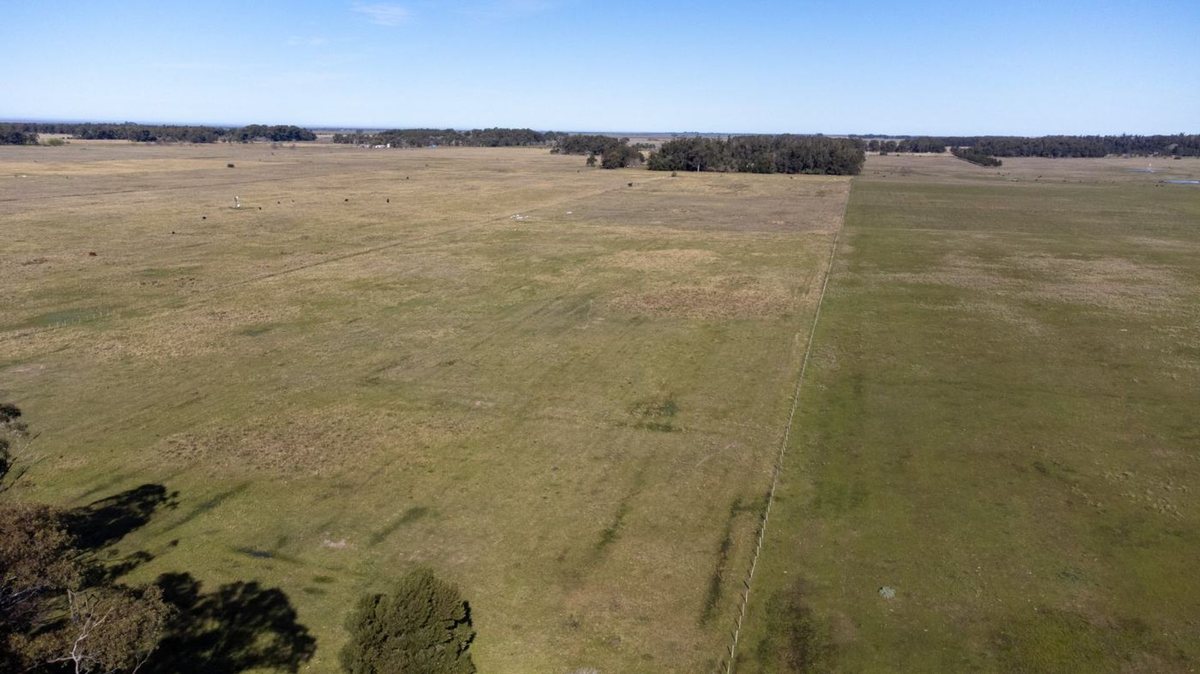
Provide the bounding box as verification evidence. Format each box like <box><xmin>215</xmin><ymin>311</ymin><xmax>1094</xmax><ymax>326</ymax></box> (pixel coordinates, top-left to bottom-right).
<box><xmin>147</xmin><ymin>572</ymin><xmax>316</xmax><ymax>674</ymax></box>
<box><xmin>65</xmin><ymin>482</ymin><xmax>179</xmax><ymax>584</ymax></box>
<box><xmin>63</xmin><ymin>483</ymin><xmax>316</xmax><ymax>672</ymax></box>
<box><xmin>67</xmin><ymin>482</ymin><xmax>179</xmax><ymax>550</ymax></box>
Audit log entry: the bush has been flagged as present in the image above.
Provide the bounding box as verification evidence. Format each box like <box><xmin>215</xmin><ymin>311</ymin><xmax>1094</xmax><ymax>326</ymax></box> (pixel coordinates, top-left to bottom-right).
<box><xmin>341</xmin><ymin>568</ymin><xmax>475</xmax><ymax>674</ymax></box>
<box><xmin>601</xmin><ymin>143</ymin><xmax>642</xmax><ymax>169</ymax></box>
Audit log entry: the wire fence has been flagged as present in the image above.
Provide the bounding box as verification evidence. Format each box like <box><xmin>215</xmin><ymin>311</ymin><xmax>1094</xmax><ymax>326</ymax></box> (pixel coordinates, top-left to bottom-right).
<box><xmin>715</xmin><ymin>199</ymin><xmax>847</xmax><ymax>674</ymax></box>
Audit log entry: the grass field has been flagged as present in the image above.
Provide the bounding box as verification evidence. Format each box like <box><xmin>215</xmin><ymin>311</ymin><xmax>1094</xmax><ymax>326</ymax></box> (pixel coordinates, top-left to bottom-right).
<box><xmin>0</xmin><ymin>141</ymin><xmax>849</xmax><ymax>672</ymax></box>
<box><xmin>741</xmin><ymin>154</ymin><xmax>1200</xmax><ymax>672</ymax></box>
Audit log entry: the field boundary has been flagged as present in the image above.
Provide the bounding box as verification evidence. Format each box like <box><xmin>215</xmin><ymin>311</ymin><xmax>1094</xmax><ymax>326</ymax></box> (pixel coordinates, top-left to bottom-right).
<box><xmin>718</xmin><ymin>182</ymin><xmax>849</xmax><ymax>673</ymax></box>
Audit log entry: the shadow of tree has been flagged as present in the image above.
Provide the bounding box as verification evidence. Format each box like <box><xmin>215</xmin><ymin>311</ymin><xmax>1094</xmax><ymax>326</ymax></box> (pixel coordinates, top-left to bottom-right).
<box><xmin>67</xmin><ymin>482</ymin><xmax>179</xmax><ymax>550</ymax></box>
<box><xmin>57</xmin><ymin>483</ymin><xmax>316</xmax><ymax>672</ymax></box>
<box><xmin>147</xmin><ymin>572</ymin><xmax>317</xmax><ymax>674</ymax></box>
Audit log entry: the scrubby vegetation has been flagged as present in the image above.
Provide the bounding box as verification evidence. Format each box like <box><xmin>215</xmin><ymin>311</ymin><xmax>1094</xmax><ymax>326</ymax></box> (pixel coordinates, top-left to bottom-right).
<box><xmin>648</xmin><ymin>135</ymin><xmax>864</xmax><ymax>175</ymax></box>
<box><xmin>951</xmin><ymin>147</ymin><xmax>1003</xmax><ymax>167</ymax></box>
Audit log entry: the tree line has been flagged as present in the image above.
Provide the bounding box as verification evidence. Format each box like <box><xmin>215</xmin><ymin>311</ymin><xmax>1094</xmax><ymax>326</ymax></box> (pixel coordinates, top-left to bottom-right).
<box><xmin>552</xmin><ymin>134</ymin><xmax>645</xmax><ymax>168</ymax></box>
<box><xmin>7</xmin><ymin>123</ymin><xmax>1195</xmax><ymax>158</ymax></box>
<box><xmin>1</xmin><ymin>129</ymin><xmax>40</xmax><ymax>145</ymax></box>
<box><xmin>0</xmin><ymin>122</ymin><xmax>316</xmax><ymax>144</ymax></box>
<box><xmin>966</xmin><ymin>134</ymin><xmax>1200</xmax><ymax>157</ymax></box>
<box><xmin>951</xmin><ymin>147</ymin><xmax>1003</xmax><ymax>167</ymax></box>
<box><xmin>646</xmin><ymin>135</ymin><xmax>865</xmax><ymax>175</ymax></box>
<box><xmin>864</xmin><ymin>138</ymin><xmax>947</xmax><ymax>153</ymax></box>
<box><xmin>225</xmin><ymin>125</ymin><xmax>317</xmax><ymax>142</ymax></box>
<box><xmin>331</xmin><ymin>128</ymin><xmax>560</xmax><ymax>147</ymax></box>
<box><xmin>854</xmin><ymin>134</ymin><xmax>1200</xmax><ymax>157</ymax></box>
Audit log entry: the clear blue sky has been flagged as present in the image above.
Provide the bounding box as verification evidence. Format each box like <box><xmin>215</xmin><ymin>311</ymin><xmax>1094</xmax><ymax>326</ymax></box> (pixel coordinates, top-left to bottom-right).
<box><xmin>3</xmin><ymin>0</ymin><xmax>1197</xmax><ymax>134</ymax></box>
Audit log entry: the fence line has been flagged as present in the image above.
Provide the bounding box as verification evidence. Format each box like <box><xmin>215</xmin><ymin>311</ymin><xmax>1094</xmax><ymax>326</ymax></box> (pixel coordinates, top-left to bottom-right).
<box><xmin>717</xmin><ymin>193</ymin><xmax>848</xmax><ymax>674</ymax></box>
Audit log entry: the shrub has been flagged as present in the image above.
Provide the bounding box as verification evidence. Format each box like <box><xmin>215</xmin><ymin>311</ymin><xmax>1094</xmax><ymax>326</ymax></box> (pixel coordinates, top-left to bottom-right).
<box><xmin>341</xmin><ymin>568</ymin><xmax>475</xmax><ymax>674</ymax></box>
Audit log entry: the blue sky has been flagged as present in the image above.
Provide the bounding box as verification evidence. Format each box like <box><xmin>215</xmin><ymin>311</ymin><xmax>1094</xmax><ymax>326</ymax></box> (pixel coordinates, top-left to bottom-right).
<box><xmin>3</xmin><ymin>0</ymin><xmax>1197</xmax><ymax>134</ymax></box>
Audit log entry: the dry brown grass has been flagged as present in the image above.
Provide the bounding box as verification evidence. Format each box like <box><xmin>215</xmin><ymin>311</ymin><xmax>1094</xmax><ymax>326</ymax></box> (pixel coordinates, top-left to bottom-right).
<box><xmin>880</xmin><ymin>251</ymin><xmax>1184</xmax><ymax>314</ymax></box>
<box><xmin>608</xmin><ymin>276</ymin><xmax>792</xmax><ymax>320</ymax></box>
<box><xmin>597</xmin><ymin>247</ymin><xmax>720</xmax><ymax>272</ymax></box>
<box><xmin>0</xmin><ymin>140</ymin><xmax>851</xmax><ymax>673</ymax></box>
<box><xmin>863</xmin><ymin>152</ymin><xmax>1200</xmax><ymax>186</ymax></box>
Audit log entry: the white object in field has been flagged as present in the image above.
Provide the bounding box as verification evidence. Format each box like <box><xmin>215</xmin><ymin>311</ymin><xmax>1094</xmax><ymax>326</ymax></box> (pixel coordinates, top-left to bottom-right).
<box><xmin>234</xmin><ymin>195</ymin><xmax>241</xmax><ymax>208</ymax></box>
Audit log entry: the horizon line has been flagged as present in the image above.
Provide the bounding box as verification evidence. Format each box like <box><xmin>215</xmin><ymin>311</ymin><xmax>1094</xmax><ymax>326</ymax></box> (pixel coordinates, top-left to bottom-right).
<box><xmin>1</xmin><ymin>116</ymin><xmax>1196</xmax><ymax>138</ymax></box>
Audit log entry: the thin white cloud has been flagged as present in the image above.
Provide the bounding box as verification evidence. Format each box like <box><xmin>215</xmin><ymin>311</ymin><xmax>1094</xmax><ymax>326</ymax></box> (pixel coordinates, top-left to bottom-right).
<box><xmin>352</xmin><ymin>2</ymin><xmax>411</xmax><ymax>26</ymax></box>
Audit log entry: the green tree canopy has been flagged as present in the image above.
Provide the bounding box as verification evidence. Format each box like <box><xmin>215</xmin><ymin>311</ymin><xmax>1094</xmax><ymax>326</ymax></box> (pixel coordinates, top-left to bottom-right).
<box><xmin>341</xmin><ymin>568</ymin><xmax>475</xmax><ymax>674</ymax></box>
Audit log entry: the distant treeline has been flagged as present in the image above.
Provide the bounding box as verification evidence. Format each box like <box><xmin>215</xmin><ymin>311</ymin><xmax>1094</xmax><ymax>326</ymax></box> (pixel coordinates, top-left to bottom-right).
<box><xmin>331</xmin><ymin>128</ymin><xmax>560</xmax><ymax>147</ymax></box>
<box><xmin>227</xmin><ymin>124</ymin><xmax>316</xmax><ymax>142</ymax></box>
<box><xmin>866</xmin><ymin>138</ymin><xmax>947</xmax><ymax>153</ymax></box>
<box><xmin>337</xmin><ymin>130</ymin><xmax>644</xmax><ymax>168</ymax></box>
<box><xmin>858</xmin><ymin>134</ymin><xmax>1200</xmax><ymax>157</ymax></box>
<box><xmin>951</xmin><ymin>147</ymin><xmax>1003</xmax><ymax>167</ymax></box>
<box><xmin>2</xmin><ymin>129</ymin><xmax>39</xmax><ymax>145</ymax></box>
<box><xmin>648</xmin><ymin>135</ymin><xmax>865</xmax><ymax>175</ymax></box>
<box><xmin>966</xmin><ymin>135</ymin><xmax>1200</xmax><ymax>158</ymax></box>
<box><xmin>553</xmin><ymin>134</ymin><xmax>624</xmax><ymax>155</ymax></box>
<box><xmin>0</xmin><ymin>122</ymin><xmax>315</xmax><ymax>144</ymax></box>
